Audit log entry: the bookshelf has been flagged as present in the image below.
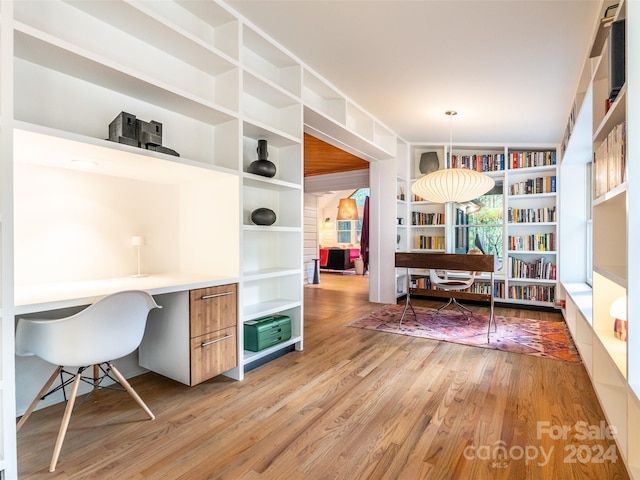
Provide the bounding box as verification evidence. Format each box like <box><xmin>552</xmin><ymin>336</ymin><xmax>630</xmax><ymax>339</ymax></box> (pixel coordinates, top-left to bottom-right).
<box><xmin>560</xmin><ymin>1</ymin><xmax>640</xmax><ymax>478</ymax></box>
<box><xmin>397</xmin><ymin>143</ymin><xmax>558</xmax><ymax>307</ymax></box>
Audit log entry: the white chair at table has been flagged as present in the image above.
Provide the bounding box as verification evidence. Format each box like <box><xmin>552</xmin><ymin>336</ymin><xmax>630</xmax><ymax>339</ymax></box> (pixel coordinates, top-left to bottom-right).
<box><xmin>429</xmin><ymin>248</ymin><xmax>482</xmax><ymax>320</ymax></box>
<box><xmin>429</xmin><ymin>269</ymin><xmax>476</xmax><ymax>319</ymax></box>
<box><xmin>15</xmin><ymin>290</ymin><xmax>162</xmax><ymax>472</ymax></box>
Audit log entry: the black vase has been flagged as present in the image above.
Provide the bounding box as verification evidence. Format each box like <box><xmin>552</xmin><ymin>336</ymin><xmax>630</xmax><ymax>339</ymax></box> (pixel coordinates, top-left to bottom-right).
<box><xmin>419</xmin><ymin>151</ymin><xmax>439</xmax><ymax>174</ymax></box>
<box><xmin>251</xmin><ymin>208</ymin><xmax>276</xmax><ymax>226</ymax></box>
<box><xmin>248</xmin><ymin>139</ymin><xmax>276</xmax><ymax>178</ymax></box>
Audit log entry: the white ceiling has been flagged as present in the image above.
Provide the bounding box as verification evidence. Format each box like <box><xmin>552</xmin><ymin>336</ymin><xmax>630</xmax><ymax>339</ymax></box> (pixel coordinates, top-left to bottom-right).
<box><xmin>225</xmin><ymin>0</ymin><xmax>605</xmax><ymax>146</ymax></box>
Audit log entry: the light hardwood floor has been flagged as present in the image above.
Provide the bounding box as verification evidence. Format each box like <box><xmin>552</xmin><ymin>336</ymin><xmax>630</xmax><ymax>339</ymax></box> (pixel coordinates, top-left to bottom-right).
<box><xmin>17</xmin><ymin>274</ymin><xmax>630</xmax><ymax>479</ymax></box>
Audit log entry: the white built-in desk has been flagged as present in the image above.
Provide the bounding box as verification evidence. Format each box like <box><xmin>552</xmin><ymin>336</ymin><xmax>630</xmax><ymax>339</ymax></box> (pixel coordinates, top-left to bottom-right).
<box><xmin>14</xmin><ymin>273</ymin><xmax>240</xmax><ymax>415</ymax></box>
<box><xmin>14</xmin><ymin>273</ymin><xmax>239</xmax><ymax>315</ymax></box>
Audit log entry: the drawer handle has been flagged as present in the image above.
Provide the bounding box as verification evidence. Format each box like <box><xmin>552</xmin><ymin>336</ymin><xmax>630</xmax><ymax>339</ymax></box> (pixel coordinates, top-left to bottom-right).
<box><xmin>201</xmin><ymin>291</ymin><xmax>234</xmax><ymax>300</ymax></box>
<box><xmin>201</xmin><ymin>334</ymin><xmax>233</xmax><ymax>347</ymax></box>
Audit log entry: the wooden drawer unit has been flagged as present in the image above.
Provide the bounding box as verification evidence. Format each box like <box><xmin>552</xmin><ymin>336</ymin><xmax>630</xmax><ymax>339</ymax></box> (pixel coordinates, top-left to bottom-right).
<box><xmin>139</xmin><ymin>283</ymin><xmax>238</xmax><ymax>386</ymax></box>
<box><xmin>190</xmin><ymin>326</ymin><xmax>237</xmax><ymax>385</ymax></box>
<box><xmin>189</xmin><ymin>285</ymin><xmax>237</xmax><ymax>385</ymax></box>
<box><xmin>190</xmin><ymin>285</ymin><xmax>237</xmax><ymax>336</ymax></box>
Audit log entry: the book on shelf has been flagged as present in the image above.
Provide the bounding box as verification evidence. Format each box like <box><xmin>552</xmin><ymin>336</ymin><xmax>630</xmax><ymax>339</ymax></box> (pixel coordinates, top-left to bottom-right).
<box><xmin>410</xmin><ymin>276</ymin><xmax>506</xmax><ymax>299</ymax></box>
<box><xmin>410</xmin><ymin>275</ymin><xmax>431</xmax><ymax>290</ymax></box>
<box><xmin>508</xmin><ymin>233</ymin><xmax>556</xmax><ymax>251</ymax></box>
<box><xmin>415</xmin><ymin>235</ymin><xmax>445</xmax><ymax>250</ymax></box>
<box><xmin>593</xmin><ymin>121</ymin><xmax>626</xmax><ymax>198</ymax></box>
<box><xmin>561</xmin><ymin>102</ymin><xmax>578</xmax><ymax>157</ymax></box>
<box><xmin>509</xmin><ymin>151</ymin><xmax>556</xmax><ymax>169</ymax></box>
<box><xmin>468</xmin><ymin>280</ymin><xmax>505</xmax><ymax>298</ymax></box>
<box><xmin>411</xmin><ymin>211</ymin><xmax>445</xmax><ymax>225</ymax></box>
<box><xmin>508</xmin><ymin>256</ymin><xmax>556</xmax><ymax>280</ymax></box>
<box><xmin>508</xmin><ymin>284</ymin><xmax>555</xmax><ymax>303</ymax></box>
<box><xmin>509</xmin><ymin>175</ymin><xmax>556</xmax><ymax>195</ymax></box>
<box><xmin>507</xmin><ymin>206</ymin><xmax>556</xmax><ymax>223</ymax></box>
<box><xmin>450</xmin><ymin>153</ymin><xmax>505</xmax><ymax>172</ymax></box>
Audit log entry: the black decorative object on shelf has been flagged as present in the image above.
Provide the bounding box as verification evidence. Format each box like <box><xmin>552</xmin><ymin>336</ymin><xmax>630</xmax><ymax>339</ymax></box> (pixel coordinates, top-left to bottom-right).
<box><xmin>248</xmin><ymin>139</ymin><xmax>276</xmax><ymax>177</ymax></box>
<box><xmin>108</xmin><ymin>111</ymin><xmax>179</xmax><ymax>156</ymax></box>
<box><xmin>251</xmin><ymin>208</ymin><xmax>276</xmax><ymax>226</ymax></box>
<box><xmin>419</xmin><ymin>151</ymin><xmax>439</xmax><ymax>174</ymax></box>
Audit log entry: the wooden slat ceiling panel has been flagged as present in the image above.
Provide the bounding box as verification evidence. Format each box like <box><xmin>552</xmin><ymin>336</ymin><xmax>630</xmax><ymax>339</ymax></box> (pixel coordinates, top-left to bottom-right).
<box><xmin>304</xmin><ymin>133</ymin><xmax>369</xmax><ymax>177</ymax></box>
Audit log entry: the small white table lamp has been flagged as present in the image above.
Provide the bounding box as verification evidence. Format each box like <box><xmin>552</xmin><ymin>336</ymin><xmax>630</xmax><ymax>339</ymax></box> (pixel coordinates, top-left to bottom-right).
<box><xmin>610</xmin><ymin>295</ymin><xmax>627</xmax><ymax>341</ymax></box>
<box><xmin>131</xmin><ymin>235</ymin><xmax>148</xmax><ymax>278</ymax></box>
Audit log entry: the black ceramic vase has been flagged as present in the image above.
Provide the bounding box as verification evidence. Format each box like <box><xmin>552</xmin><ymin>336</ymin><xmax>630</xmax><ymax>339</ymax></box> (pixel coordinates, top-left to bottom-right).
<box><xmin>248</xmin><ymin>139</ymin><xmax>276</xmax><ymax>178</ymax></box>
<box><xmin>419</xmin><ymin>151</ymin><xmax>439</xmax><ymax>174</ymax></box>
<box><xmin>251</xmin><ymin>207</ymin><xmax>276</xmax><ymax>226</ymax></box>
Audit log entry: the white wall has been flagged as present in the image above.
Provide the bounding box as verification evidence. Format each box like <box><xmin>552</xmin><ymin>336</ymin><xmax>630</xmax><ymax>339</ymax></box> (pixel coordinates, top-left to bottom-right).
<box><xmin>13</xmin><ymin>162</ymin><xmax>239</xmax><ymax>287</ymax></box>
<box><xmin>368</xmin><ymin>158</ymin><xmax>398</xmax><ymax>304</ymax></box>
<box><xmin>304</xmin><ymin>193</ymin><xmax>319</xmax><ymax>283</ymax></box>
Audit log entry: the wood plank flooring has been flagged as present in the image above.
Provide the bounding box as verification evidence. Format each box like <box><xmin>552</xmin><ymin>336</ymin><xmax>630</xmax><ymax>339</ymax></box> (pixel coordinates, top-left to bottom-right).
<box><xmin>17</xmin><ymin>274</ymin><xmax>630</xmax><ymax>479</ymax></box>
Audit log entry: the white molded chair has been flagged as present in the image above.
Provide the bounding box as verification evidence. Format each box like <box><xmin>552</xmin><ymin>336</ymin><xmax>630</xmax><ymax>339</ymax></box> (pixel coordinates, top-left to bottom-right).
<box><xmin>15</xmin><ymin>290</ymin><xmax>161</xmax><ymax>472</ymax></box>
<box><xmin>429</xmin><ymin>269</ymin><xmax>476</xmax><ymax>318</ymax></box>
<box><xmin>429</xmin><ymin>249</ymin><xmax>484</xmax><ymax>319</ymax></box>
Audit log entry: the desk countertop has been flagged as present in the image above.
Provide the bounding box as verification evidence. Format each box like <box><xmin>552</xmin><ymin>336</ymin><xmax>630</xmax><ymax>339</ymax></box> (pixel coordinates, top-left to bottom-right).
<box><xmin>14</xmin><ymin>273</ymin><xmax>239</xmax><ymax>315</ymax></box>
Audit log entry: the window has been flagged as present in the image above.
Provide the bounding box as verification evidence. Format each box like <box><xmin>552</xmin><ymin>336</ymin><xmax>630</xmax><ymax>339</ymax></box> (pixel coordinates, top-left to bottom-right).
<box><xmin>337</xmin><ymin>220</ymin><xmax>354</xmax><ymax>244</ymax></box>
<box><xmin>586</xmin><ymin>162</ymin><xmax>593</xmax><ymax>286</ymax></box>
<box><xmin>454</xmin><ymin>182</ymin><xmax>504</xmax><ymax>272</ymax></box>
<box><xmin>336</xmin><ymin>188</ymin><xmax>369</xmax><ymax>245</ymax></box>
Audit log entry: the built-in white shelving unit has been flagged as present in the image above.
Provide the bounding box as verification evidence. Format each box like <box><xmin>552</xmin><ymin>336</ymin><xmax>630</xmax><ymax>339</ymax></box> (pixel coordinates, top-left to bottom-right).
<box><xmin>0</xmin><ymin>3</ymin><xmax>402</xmax><ymax>473</ymax></box>
<box><xmin>239</xmin><ymin>21</ymin><xmax>304</xmax><ymax>373</ymax></box>
<box><xmin>560</xmin><ymin>1</ymin><xmax>639</xmax><ymax>478</ymax></box>
<box><xmin>0</xmin><ymin>0</ymin><xmax>398</xmax><ymax>475</ymax></box>
<box><xmin>397</xmin><ymin>143</ymin><xmax>558</xmax><ymax>308</ymax></box>
<box><xmin>302</xmin><ymin>68</ymin><xmax>397</xmax><ymax>163</ymax></box>
<box><xmin>0</xmin><ymin>0</ymin><xmax>338</xmax><ymax>475</ymax></box>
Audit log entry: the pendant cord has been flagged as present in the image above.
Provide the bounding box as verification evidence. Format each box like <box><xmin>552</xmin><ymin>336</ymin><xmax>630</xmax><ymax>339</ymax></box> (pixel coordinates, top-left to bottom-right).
<box><xmin>445</xmin><ymin>110</ymin><xmax>457</xmax><ymax>168</ymax></box>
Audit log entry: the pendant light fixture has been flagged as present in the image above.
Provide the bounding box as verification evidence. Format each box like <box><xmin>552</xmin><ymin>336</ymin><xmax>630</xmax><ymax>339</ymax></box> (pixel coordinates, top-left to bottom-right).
<box><xmin>411</xmin><ymin>111</ymin><xmax>494</xmax><ymax>203</ymax></box>
<box><xmin>337</xmin><ymin>198</ymin><xmax>358</xmax><ymax>220</ymax></box>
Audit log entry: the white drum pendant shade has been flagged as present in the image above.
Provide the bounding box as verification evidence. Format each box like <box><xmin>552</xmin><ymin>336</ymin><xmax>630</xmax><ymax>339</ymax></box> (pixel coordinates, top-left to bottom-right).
<box><xmin>411</xmin><ymin>168</ymin><xmax>495</xmax><ymax>204</ymax></box>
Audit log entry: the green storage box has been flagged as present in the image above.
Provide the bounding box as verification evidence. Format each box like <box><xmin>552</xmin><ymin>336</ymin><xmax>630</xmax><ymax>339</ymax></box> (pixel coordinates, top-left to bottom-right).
<box><xmin>244</xmin><ymin>315</ymin><xmax>292</xmax><ymax>352</ymax></box>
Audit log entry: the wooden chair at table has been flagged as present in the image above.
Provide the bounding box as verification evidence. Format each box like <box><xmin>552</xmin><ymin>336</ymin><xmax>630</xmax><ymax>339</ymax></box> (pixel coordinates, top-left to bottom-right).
<box><xmin>15</xmin><ymin>290</ymin><xmax>161</xmax><ymax>472</ymax></box>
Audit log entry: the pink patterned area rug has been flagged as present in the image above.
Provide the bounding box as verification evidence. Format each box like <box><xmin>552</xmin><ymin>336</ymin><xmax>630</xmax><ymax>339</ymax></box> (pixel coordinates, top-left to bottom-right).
<box><xmin>348</xmin><ymin>303</ymin><xmax>580</xmax><ymax>362</ymax></box>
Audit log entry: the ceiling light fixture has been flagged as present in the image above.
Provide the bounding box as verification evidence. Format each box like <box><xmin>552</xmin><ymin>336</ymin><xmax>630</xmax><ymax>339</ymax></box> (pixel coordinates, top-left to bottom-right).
<box><xmin>411</xmin><ymin>111</ymin><xmax>494</xmax><ymax>203</ymax></box>
<box><xmin>337</xmin><ymin>198</ymin><xmax>358</xmax><ymax>220</ymax></box>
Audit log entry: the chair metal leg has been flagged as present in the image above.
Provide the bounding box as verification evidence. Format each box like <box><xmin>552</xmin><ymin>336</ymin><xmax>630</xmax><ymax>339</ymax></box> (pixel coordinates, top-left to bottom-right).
<box><xmin>16</xmin><ymin>366</ymin><xmax>63</xmax><ymax>432</ymax></box>
<box><xmin>50</xmin><ymin>369</ymin><xmax>83</xmax><ymax>472</ymax></box>
<box><xmin>107</xmin><ymin>362</ymin><xmax>155</xmax><ymax>420</ymax></box>
<box><xmin>399</xmin><ymin>270</ymin><xmax>416</xmax><ymax>326</ymax></box>
<box><xmin>453</xmin><ymin>299</ymin><xmax>473</xmax><ymax>314</ymax></box>
<box><xmin>487</xmin><ymin>295</ymin><xmax>496</xmax><ymax>343</ymax></box>
<box><xmin>435</xmin><ymin>297</ymin><xmax>454</xmax><ymax>312</ymax></box>
<box><xmin>436</xmin><ymin>297</ymin><xmax>472</xmax><ymax>321</ymax></box>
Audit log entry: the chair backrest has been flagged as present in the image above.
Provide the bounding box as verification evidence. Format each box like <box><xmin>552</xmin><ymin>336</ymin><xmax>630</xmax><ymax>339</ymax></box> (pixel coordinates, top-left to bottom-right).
<box><xmin>16</xmin><ymin>290</ymin><xmax>161</xmax><ymax>367</ymax></box>
<box><xmin>429</xmin><ymin>249</ymin><xmax>484</xmax><ymax>286</ymax></box>
<box><xmin>429</xmin><ymin>268</ymin><xmax>475</xmax><ymax>287</ymax></box>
